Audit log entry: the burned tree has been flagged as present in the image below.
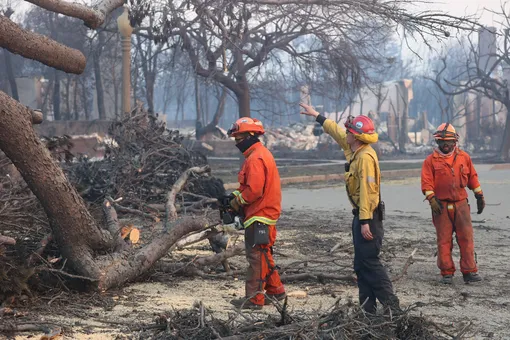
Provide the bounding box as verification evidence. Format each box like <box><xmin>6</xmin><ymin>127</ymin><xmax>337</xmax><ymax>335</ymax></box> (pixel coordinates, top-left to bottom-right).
<box><xmin>130</xmin><ymin>0</ymin><xmax>477</xmax><ymax>118</ymax></box>
<box><xmin>433</xmin><ymin>12</ymin><xmax>510</xmax><ymax>160</ymax></box>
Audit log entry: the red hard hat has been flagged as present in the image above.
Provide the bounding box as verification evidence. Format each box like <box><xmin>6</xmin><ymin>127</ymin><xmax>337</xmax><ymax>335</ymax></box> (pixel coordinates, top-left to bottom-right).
<box><xmin>227</xmin><ymin>117</ymin><xmax>265</xmax><ymax>137</ymax></box>
<box><xmin>345</xmin><ymin>115</ymin><xmax>375</xmax><ymax>135</ymax></box>
<box><xmin>433</xmin><ymin>123</ymin><xmax>458</xmax><ymax>141</ymax></box>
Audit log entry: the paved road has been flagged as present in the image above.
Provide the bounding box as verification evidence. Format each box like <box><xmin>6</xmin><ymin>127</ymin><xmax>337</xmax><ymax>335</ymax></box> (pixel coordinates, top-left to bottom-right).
<box><xmin>282</xmin><ymin>165</ymin><xmax>510</xmax><ymax>220</ymax></box>
<box><xmin>209</xmin><ymin>156</ymin><xmax>425</xmax><ymax>164</ymax></box>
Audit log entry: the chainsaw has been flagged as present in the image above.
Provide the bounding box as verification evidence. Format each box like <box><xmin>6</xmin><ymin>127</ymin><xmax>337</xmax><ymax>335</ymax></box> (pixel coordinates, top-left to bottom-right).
<box><xmin>218</xmin><ymin>194</ymin><xmax>244</xmax><ymax>230</ymax></box>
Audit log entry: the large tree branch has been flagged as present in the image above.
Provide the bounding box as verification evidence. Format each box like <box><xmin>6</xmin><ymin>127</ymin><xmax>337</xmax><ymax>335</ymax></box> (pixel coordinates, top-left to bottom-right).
<box><xmin>24</xmin><ymin>0</ymin><xmax>124</xmax><ymax>29</ymax></box>
<box><xmin>0</xmin><ymin>15</ymin><xmax>86</xmax><ymax>74</ymax></box>
<box><xmin>0</xmin><ymin>91</ymin><xmax>113</xmax><ymax>254</ymax></box>
<box><xmin>96</xmin><ymin>216</ymin><xmax>216</xmax><ymax>290</ymax></box>
<box><xmin>176</xmin><ymin>23</ymin><xmax>243</xmax><ymax>95</ymax></box>
<box><xmin>165</xmin><ymin>165</ymin><xmax>211</xmax><ymax>227</ymax></box>
<box><xmin>0</xmin><ymin>235</ymin><xmax>16</xmax><ymax>245</ymax></box>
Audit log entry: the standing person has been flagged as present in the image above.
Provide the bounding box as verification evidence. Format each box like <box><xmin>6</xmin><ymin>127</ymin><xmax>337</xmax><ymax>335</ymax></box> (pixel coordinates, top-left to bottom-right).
<box><xmin>300</xmin><ymin>104</ymin><xmax>401</xmax><ymax>315</ymax></box>
<box><xmin>227</xmin><ymin>117</ymin><xmax>286</xmax><ymax>310</ymax></box>
<box><xmin>421</xmin><ymin>123</ymin><xmax>485</xmax><ymax>284</ymax></box>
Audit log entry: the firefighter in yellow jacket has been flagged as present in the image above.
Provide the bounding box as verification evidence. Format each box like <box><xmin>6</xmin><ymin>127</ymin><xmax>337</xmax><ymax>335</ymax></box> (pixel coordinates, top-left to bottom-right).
<box><xmin>300</xmin><ymin>103</ymin><xmax>401</xmax><ymax>315</ymax></box>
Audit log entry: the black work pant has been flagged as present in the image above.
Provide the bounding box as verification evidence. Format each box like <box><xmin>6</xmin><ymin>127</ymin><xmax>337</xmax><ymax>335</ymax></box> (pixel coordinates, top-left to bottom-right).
<box><xmin>352</xmin><ymin>209</ymin><xmax>399</xmax><ymax>314</ymax></box>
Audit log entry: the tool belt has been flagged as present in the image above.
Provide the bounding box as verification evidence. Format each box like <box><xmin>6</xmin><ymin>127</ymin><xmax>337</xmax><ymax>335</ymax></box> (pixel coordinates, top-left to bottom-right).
<box><xmin>245</xmin><ymin>221</ymin><xmax>270</xmax><ymax>246</ymax></box>
<box><xmin>352</xmin><ymin>204</ymin><xmax>385</xmax><ymax>221</ymax></box>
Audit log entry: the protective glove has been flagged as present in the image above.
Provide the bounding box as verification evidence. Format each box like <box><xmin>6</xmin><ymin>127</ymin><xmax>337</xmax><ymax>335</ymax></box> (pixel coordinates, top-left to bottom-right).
<box><xmin>428</xmin><ymin>196</ymin><xmax>443</xmax><ymax>216</ymax></box>
<box><xmin>475</xmin><ymin>193</ymin><xmax>485</xmax><ymax>214</ymax></box>
<box><xmin>230</xmin><ymin>197</ymin><xmax>241</xmax><ymax>212</ymax></box>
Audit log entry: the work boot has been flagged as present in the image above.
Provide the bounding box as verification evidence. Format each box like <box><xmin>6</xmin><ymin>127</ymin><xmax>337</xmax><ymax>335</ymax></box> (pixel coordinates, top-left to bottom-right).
<box><xmin>441</xmin><ymin>275</ymin><xmax>453</xmax><ymax>284</ymax></box>
<box><xmin>264</xmin><ymin>292</ymin><xmax>287</xmax><ymax>305</ymax></box>
<box><xmin>463</xmin><ymin>272</ymin><xmax>482</xmax><ymax>284</ymax></box>
<box><xmin>230</xmin><ymin>298</ymin><xmax>263</xmax><ymax>310</ymax></box>
<box><xmin>383</xmin><ymin>296</ymin><xmax>404</xmax><ymax>318</ymax></box>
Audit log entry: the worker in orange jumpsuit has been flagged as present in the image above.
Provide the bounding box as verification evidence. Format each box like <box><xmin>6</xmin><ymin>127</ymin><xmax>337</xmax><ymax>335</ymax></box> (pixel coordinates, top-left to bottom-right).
<box><xmin>421</xmin><ymin>123</ymin><xmax>485</xmax><ymax>284</ymax></box>
<box><xmin>227</xmin><ymin>117</ymin><xmax>286</xmax><ymax>310</ymax></box>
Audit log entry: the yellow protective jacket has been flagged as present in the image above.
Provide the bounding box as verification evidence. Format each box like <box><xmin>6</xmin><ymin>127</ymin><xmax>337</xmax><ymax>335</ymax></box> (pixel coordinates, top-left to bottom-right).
<box><xmin>323</xmin><ymin>118</ymin><xmax>380</xmax><ymax>221</ymax></box>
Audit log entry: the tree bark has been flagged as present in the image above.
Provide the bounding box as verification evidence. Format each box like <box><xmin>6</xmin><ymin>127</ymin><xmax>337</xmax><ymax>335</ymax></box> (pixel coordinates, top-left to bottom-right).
<box><xmin>195</xmin><ymin>76</ymin><xmax>203</xmax><ymax>124</ymax></box>
<box><xmin>236</xmin><ymin>75</ymin><xmax>251</xmax><ymax>118</ymax></box>
<box><xmin>95</xmin><ymin>216</ymin><xmax>211</xmax><ymax>290</ymax></box>
<box><xmin>81</xmin><ymin>79</ymin><xmax>90</xmax><ymax>120</ymax></box>
<box><xmin>93</xmin><ymin>34</ymin><xmax>106</xmax><ymax>120</ymax></box>
<box><xmin>237</xmin><ymin>91</ymin><xmax>250</xmax><ymax>118</ymax></box>
<box><xmin>41</xmin><ymin>76</ymin><xmax>54</xmax><ymax>120</ymax></box>
<box><xmin>197</xmin><ymin>87</ymin><xmax>228</xmax><ymax>138</ymax></box>
<box><xmin>3</xmin><ymin>50</ymin><xmax>18</xmax><ymax>101</ymax></box>
<box><xmin>73</xmin><ymin>77</ymin><xmax>79</xmax><ymax>120</ymax></box>
<box><xmin>146</xmin><ymin>72</ymin><xmax>155</xmax><ymax>114</ymax></box>
<box><xmin>65</xmin><ymin>75</ymin><xmax>71</xmax><ymax>120</ymax></box>
<box><xmin>500</xmin><ymin>102</ymin><xmax>510</xmax><ymax>161</ymax></box>
<box><xmin>53</xmin><ymin>71</ymin><xmax>61</xmax><ymax>120</ymax></box>
<box><xmin>0</xmin><ymin>16</ymin><xmax>86</xmax><ymax>75</ymax></box>
<box><xmin>24</xmin><ymin>0</ymin><xmax>124</xmax><ymax>29</ymax></box>
<box><xmin>0</xmin><ymin>90</ymin><xmax>113</xmax><ymax>277</ymax></box>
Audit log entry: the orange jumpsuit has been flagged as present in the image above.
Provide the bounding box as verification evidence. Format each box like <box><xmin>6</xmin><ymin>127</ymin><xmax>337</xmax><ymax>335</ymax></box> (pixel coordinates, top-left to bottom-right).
<box><xmin>421</xmin><ymin>148</ymin><xmax>482</xmax><ymax>276</ymax></box>
<box><xmin>233</xmin><ymin>142</ymin><xmax>285</xmax><ymax>306</ymax></box>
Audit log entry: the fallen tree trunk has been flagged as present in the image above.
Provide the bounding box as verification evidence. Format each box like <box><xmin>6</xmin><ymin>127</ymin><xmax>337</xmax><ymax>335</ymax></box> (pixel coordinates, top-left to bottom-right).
<box><xmin>0</xmin><ymin>90</ymin><xmax>216</xmax><ymax>291</ymax></box>
<box><xmin>95</xmin><ymin>216</ymin><xmax>213</xmax><ymax>290</ymax></box>
<box><xmin>0</xmin><ymin>91</ymin><xmax>112</xmax><ymax>279</ymax></box>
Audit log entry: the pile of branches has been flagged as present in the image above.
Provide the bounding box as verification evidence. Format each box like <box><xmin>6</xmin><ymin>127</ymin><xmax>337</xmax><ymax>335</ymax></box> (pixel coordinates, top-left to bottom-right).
<box><xmin>0</xmin><ymin>111</ymin><xmax>227</xmax><ymax>301</ymax></box>
<box><xmin>0</xmin><ymin>164</ymin><xmax>53</xmax><ymax>302</ymax></box>
<box><xmin>63</xmin><ymin>112</ymin><xmax>225</xmax><ymax>212</ymax></box>
<box><xmin>137</xmin><ymin>300</ymin><xmax>455</xmax><ymax>340</ymax></box>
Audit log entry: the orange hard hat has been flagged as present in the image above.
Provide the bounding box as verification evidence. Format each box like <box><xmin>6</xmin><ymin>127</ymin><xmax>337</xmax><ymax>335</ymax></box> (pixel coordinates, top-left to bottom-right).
<box><xmin>345</xmin><ymin>115</ymin><xmax>376</xmax><ymax>135</ymax></box>
<box><xmin>227</xmin><ymin>117</ymin><xmax>265</xmax><ymax>137</ymax></box>
<box><xmin>433</xmin><ymin>123</ymin><xmax>458</xmax><ymax>141</ymax></box>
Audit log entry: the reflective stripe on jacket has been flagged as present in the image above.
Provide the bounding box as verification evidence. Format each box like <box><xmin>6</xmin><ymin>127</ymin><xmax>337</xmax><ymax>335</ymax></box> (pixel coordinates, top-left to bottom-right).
<box><xmin>323</xmin><ymin>119</ymin><xmax>380</xmax><ymax>220</ymax></box>
<box><xmin>234</xmin><ymin>142</ymin><xmax>281</xmax><ymax>228</ymax></box>
<box><xmin>421</xmin><ymin>148</ymin><xmax>482</xmax><ymax>202</ymax></box>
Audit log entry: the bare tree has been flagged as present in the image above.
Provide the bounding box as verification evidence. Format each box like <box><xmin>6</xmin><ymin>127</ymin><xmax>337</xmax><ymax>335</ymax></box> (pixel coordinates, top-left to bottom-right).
<box><xmin>433</xmin><ymin>13</ymin><xmax>510</xmax><ymax>160</ymax></box>
<box><xmin>93</xmin><ymin>30</ymin><xmax>107</xmax><ymax>119</ymax></box>
<box><xmin>134</xmin><ymin>32</ymin><xmax>170</xmax><ymax>113</ymax></box>
<box><xmin>130</xmin><ymin>0</ymin><xmax>476</xmax><ymax>118</ymax></box>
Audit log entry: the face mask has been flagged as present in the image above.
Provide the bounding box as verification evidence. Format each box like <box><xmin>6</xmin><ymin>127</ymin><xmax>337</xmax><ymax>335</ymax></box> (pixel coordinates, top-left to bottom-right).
<box><xmin>236</xmin><ymin>136</ymin><xmax>260</xmax><ymax>153</ymax></box>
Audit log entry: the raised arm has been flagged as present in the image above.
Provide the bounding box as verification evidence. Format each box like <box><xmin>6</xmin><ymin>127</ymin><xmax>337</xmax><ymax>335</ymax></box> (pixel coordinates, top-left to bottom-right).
<box><xmin>299</xmin><ymin>103</ymin><xmax>352</xmax><ymax>160</ymax></box>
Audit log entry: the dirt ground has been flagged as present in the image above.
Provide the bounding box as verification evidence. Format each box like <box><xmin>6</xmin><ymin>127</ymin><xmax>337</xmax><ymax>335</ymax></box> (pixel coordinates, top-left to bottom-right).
<box><xmin>6</xmin><ymin>164</ymin><xmax>510</xmax><ymax>340</ymax></box>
